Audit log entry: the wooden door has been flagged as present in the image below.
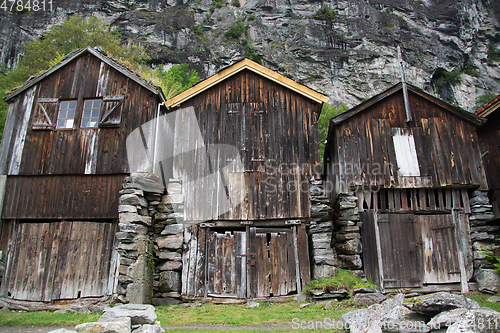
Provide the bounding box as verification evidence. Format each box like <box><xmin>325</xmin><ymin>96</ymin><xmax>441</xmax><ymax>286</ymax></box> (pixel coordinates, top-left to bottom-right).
<box><xmin>182</xmin><ymin>225</ymin><xmax>310</xmax><ymax>298</ymax></box>
<box><xmin>377</xmin><ymin>213</ymin><xmax>423</xmax><ymax>289</ymax></box>
<box><xmin>416</xmin><ymin>214</ymin><xmax>461</xmax><ymax>284</ymax></box>
<box><xmin>0</xmin><ymin>221</ymin><xmax>117</xmax><ymax>301</ymax></box>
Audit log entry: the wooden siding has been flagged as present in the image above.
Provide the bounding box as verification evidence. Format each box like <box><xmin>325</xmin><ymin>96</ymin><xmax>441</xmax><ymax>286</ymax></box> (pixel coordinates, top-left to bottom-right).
<box><xmin>325</xmin><ymin>90</ymin><xmax>487</xmax><ymax>196</ymax></box>
<box><xmin>0</xmin><ymin>52</ymin><xmax>160</xmax><ymax>176</ymax></box>
<box><xmin>1</xmin><ymin>221</ymin><xmax>117</xmax><ymax>301</ymax></box>
<box><xmin>182</xmin><ymin>225</ymin><xmax>310</xmax><ymax>298</ymax></box>
<box><xmin>477</xmin><ymin>109</ymin><xmax>500</xmax><ymax>217</ymax></box>
<box><xmin>2</xmin><ymin>175</ymin><xmax>125</xmax><ymax>219</ymax></box>
<box><xmin>177</xmin><ymin>69</ymin><xmax>321</xmax><ymax>220</ymax></box>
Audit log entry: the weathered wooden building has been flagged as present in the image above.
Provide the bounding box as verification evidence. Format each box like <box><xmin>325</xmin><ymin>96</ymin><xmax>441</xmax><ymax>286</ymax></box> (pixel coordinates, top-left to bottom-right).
<box><xmin>162</xmin><ymin>59</ymin><xmax>329</xmax><ymax>298</ymax></box>
<box><xmin>0</xmin><ymin>47</ymin><xmax>165</xmax><ymax>301</ymax></box>
<box><xmin>324</xmin><ymin>83</ymin><xmax>488</xmax><ymax>293</ymax></box>
<box><xmin>475</xmin><ymin>94</ymin><xmax>500</xmax><ymax>220</ymax></box>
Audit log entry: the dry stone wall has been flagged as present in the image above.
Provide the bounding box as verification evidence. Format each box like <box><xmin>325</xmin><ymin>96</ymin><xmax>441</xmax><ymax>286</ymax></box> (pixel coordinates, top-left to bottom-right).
<box><xmin>116</xmin><ymin>174</ymin><xmax>184</xmax><ymax>305</ymax></box>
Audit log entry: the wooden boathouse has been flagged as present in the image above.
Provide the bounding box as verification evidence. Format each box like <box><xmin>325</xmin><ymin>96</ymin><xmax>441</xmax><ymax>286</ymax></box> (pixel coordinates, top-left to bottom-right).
<box><xmin>0</xmin><ymin>46</ymin><xmax>165</xmax><ymax>301</ymax></box>
<box><xmin>323</xmin><ymin>83</ymin><xmax>488</xmax><ymax>292</ymax></box>
<box><xmin>163</xmin><ymin>59</ymin><xmax>329</xmax><ymax>298</ymax></box>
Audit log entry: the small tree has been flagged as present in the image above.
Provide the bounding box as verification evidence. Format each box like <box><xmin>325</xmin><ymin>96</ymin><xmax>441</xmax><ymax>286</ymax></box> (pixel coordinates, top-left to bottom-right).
<box><xmin>159</xmin><ymin>64</ymin><xmax>201</xmax><ymax>100</ymax></box>
<box><xmin>318</xmin><ymin>103</ymin><xmax>349</xmax><ymax>159</ymax></box>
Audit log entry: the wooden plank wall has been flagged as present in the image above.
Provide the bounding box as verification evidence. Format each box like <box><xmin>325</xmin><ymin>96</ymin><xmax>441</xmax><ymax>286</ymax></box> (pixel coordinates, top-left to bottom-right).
<box><xmin>2</xmin><ymin>175</ymin><xmax>125</xmax><ymax>219</ymax></box>
<box><xmin>477</xmin><ymin>110</ymin><xmax>500</xmax><ymax>218</ymax></box>
<box><xmin>356</xmin><ymin>188</ymin><xmax>470</xmax><ymax>214</ymax></box>
<box><xmin>1</xmin><ymin>221</ymin><xmax>116</xmax><ymax>301</ymax></box>
<box><xmin>178</xmin><ymin>69</ymin><xmax>321</xmax><ymax>220</ymax></box>
<box><xmin>325</xmin><ymin>90</ymin><xmax>488</xmax><ymax>196</ymax></box>
<box><xmin>1</xmin><ymin>53</ymin><xmax>159</xmax><ymax>176</ymax></box>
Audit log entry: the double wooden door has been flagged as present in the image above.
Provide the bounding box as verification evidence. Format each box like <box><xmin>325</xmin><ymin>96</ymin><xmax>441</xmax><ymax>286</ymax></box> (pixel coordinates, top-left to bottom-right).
<box><xmin>182</xmin><ymin>225</ymin><xmax>310</xmax><ymax>298</ymax></box>
<box><xmin>361</xmin><ymin>211</ymin><xmax>472</xmax><ymax>291</ymax></box>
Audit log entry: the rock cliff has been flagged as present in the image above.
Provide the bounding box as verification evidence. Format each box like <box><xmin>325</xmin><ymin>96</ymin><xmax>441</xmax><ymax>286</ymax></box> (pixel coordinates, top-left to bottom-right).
<box><xmin>1</xmin><ymin>0</ymin><xmax>499</xmax><ymax>110</ymax></box>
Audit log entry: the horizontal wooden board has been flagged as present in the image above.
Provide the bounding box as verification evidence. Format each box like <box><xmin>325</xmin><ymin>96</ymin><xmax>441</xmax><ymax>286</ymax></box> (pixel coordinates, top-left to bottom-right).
<box><xmin>2</xmin><ymin>174</ymin><xmax>125</xmax><ymax>219</ymax></box>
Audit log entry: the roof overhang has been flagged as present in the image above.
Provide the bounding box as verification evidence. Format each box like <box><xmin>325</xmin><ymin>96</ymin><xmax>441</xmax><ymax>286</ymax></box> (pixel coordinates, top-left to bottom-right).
<box><xmin>475</xmin><ymin>94</ymin><xmax>500</xmax><ymax>118</ymax></box>
<box><xmin>164</xmin><ymin>58</ymin><xmax>329</xmax><ymax>108</ymax></box>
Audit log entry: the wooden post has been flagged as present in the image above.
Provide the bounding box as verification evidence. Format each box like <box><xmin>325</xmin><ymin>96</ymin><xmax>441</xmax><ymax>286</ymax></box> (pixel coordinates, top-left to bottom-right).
<box><xmin>453</xmin><ymin>210</ymin><xmax>469</xmax><ymax>293</ymax></box>
<box><xmin>373</xmin><ymin>212</ymin><xmax>385</xmax><ymax>292</ymax></box>
<box><xmin>398</xmin><ymin>46</ymin><xmax>412</xmax><ymax>123</ymax></box>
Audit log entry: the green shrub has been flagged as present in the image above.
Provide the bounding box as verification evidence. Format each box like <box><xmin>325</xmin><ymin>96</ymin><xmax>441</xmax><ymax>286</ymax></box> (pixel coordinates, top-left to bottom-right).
<box><xmin>191</xmin><ymin>25</ymin><xmax>203</xmax><ymax>37</ymax></box>
<box><xmin>475</xmin><ymin>94</ymin><xmax>497</xmax><ymax>110</ymax></box>
<box><xmin>225</xmin><ymin>21</ymin><xmax>246</xmax><ymax>40</ymax></box>
<box><xmin>488</xmin><ymin>42</ymin><xmax>500</xmax><ymax>64</ymax></box>
<box><xmin>231</xmin><ymin>0</ymin><xmax>240</xmax><ymax>7</ymax></box>
<box><xmin>315</xmin><ymin>5</ymin><xmax>335</xmax><ymax>21</ymax></box>
<box><xmin>435</xmin><ymin>69</ymin><xmax>462</xmax><ymax>94</ymax></box>
<box><xmin>248</xmin><ymin>14</ymin><xmax>256</xmax><ymax>21</ymax></box>
<box><xmin>481</xmin><ymin>248</ymin><xmax>500</xmax><ymax>273</ymax></box>
<box><xmin>319</xmin><ymin>103</ymin><xmax>349</xmax><ymax>160</ymax></box>
<box><xmin>463</xmin><ymin>62</ymin><xmax>479</xmax><ymax>77</ymax></box>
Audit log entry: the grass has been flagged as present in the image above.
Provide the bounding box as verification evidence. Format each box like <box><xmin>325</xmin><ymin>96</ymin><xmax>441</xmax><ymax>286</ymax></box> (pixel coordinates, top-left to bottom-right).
<box><xmin>466</xmin><ymin>292</ymin><xmax>500</xmax><ymax>312</ymax></box>
<box><xmin>303</xmin><ymin>270</ymin><xmax>376</xmax><ymax>296</ymax></box>
<box><xmin>157</xmin><ymin>300</ymin><xmax>357</xmax><ymax>326</ymax></box>
<box><xmin>0</xmin><ymin>310</ymin><xmax>101</xmax><ymax>326</ymax></box>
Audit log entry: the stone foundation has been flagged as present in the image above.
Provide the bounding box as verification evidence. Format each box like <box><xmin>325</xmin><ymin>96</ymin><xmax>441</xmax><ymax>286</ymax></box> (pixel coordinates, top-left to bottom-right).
<box><xmin>469</xmin><ymin>190</ymin><xmax>500</xmax><ymax>293</ymax></box>
<box><xmin>332</xmin><ymin>192</ymin><xmax>363</xmax><ymax>276</ymax></box>
<box><xmin>116</xmin><ymin>173</ymin><xmax>184</xmax><ymax>305</ymax></box>
<box><xmin>308</xmin><ymin>179</ymin><xmax>337</xmax><ymax>279</ymax></box>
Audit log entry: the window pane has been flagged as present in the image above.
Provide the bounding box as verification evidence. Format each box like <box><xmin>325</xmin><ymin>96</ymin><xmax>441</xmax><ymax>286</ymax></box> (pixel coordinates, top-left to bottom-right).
<box><xmin>60</xmin><ymin>101</ymin><xmax>68</xmax><ymax>110</ymax></box>
<box><xmin>91</xmin><ymin>109</ymin><xmax>99</xmax><ymax>118</ymax></box>
<box><xmin>69</xmin><ymin>101</ymin><xmax>77</xmax><ymax>109</ymax></box>
<box><xmin>57</xmin><ymin>120</ymin><xmax>65</xmax><ymax>128</ymax></box>
<box><xmin>83</xmin><ymin>109</ymin><xmax>91</xmax><ymax>118</ymax></box>
<box><xmin>67</xmin><ymin>110</ymin><xmax>75</xmax><ymax>119</ymax></box>
<box><xmin>59</xmin><ymin>111</ymin><xmax>66</xmax><ymax>119</ymax></box>
<box><xmin>94</xmin><ymin>100</ymin><xmax>101</xmax><ymax>108</ymax></box>
<box><xmin>67</xmin><ymin>119</ymin><xmax>74</xmax><ymax>128</ymax></box>
<box><xmin>81</xmin><ymin>119</ymin><xmax>89</xmax><ymax>128</ymax></box>
<box><xmin>89</xmin><ymin>120</ymin><xmax>98</xmax><ymax>127</ymax></box>
<box><xmin>84</xmin><ymin>100</ymin><xmax>92</xmax><ymax>108</ymax></box>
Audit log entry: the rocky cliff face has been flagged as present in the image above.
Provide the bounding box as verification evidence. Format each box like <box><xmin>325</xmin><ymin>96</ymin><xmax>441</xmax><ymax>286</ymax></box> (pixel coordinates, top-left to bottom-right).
<box><xmin>1</xmin><ymin>0</ymin><xmax>499</xmax><ymax>111</ymax></box>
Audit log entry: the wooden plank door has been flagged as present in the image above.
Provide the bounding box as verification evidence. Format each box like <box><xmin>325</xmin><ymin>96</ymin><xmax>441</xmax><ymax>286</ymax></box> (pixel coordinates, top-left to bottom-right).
<box><xmin>416</xmin><ymin>214</ymin><xmax>461</xmax><ymax>284</ymax></box>
<box><xmin>1</xmin><ymin>221</ymin><xmax>116</xmax><ymax>301</ymax></box>
<box><xmin>377</xmin><ymin>213</ymin><xmax>423</xmax><ymax>289</ymax></box>
<box><xmin>360</xmin><ymin>211</ymin><xmax>381</xmax><ymax>287</ymax></box>
<box><xmin>247</xmin><ymin>226</ymin><xmax>310</xmax><ymax>298</ymax></box>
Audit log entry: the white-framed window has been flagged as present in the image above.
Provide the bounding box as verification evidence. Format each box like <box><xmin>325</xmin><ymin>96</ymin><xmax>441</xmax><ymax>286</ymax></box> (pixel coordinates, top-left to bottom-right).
<box><xmin>56</xmin><ymin>100</ymin><xmax>77</xmax><ymax>129</ymax></box>
<box><xmin>81</xmin><ymin>99</ymin><xmax>101</xmax><ymax>128</ymax></box>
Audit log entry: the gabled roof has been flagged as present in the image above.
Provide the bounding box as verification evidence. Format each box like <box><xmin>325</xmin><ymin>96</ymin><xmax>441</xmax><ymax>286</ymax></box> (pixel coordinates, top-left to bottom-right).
<box><xmin>475</xmin><ymin>94</ymin><xmax>500</xmax><ymax>118</ymax></box>
<box><xmin>331</xmin><ymin>82</ymin><xmax>485</xmax><ymax>126</ymax></box>
<box><xmin>4</xmin><ymin>46</ymin><xmax>166</xmax><ymax>102</ymax></box>
<box><xmin>164</xmin><ymin>58</ymin><xmax>329</xmax><ymax>108</ymax></box>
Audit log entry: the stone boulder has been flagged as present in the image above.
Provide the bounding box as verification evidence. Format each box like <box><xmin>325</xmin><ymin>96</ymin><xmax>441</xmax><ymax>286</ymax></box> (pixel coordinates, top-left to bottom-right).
<box><xmin>403</xmin><ymin>292</ymin><xmax>479</xmax><ymax>316</ymax></box>
<box><xmin>352</xmin><ymin>292</ymin><xmax>386</xmax><ymax>307</ymax></box>
<box><xmin>75</xmin><ymin>320</ymin><xmax>131</xmax><ymax>333</ymax></box>
<box><xmin>103</xmin><ymin>304</ymin><xmax>157</xmax><ymax>325</ymax></box>
<box><xmin>48</xmin><ymin>329</ymin><xmax>77</xmax><ymax>333</ymax></box>
<box><xmin>446</xmin><ymin>308</ymin><xmax>500</xmax><ymax>333</ymax></box>
<box><xmin>342</xmin><ymin>294</ymin><xmax>427</xmax><ymax>333</ymax></box>
<box><xmin>476</xmin><ymin>269</ymin><xmax>500</xmax><ymax>294</ymax></box>
<box><xmin>132</xmin><ymin>323</ymin><xmax>165</xmax><ymax>333</ymax></box>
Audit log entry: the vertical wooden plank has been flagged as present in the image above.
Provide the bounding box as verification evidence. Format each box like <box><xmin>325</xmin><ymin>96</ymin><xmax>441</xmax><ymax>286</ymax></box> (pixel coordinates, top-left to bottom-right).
<box><xmin>181</xmin><ymin>226</ymin><xmax>192</xmax><ymax>297</ymax></box>
<box><xmin>52</xmin><ymin>221</ymin><xmax>72</xmax><ymax>300</ymax></box>
<box><xmin>256</xmin><ymin>233</ymin><xmax>268</xmax><ymax>297</ymax></box>
<box><xmin>286</xmin><ymin>230</ymin><xmax>297</xmax><ymax>294</ymax></box>
<box><xmin>278</xmin><ymin>233</ymin><xmax>287</xmax><ymax>296</ymax></box>
<box><xmin>269</xmin><ymin>233</ymin><xmax>279</xmax><ymax>296</ymax></box>
<box><xmin>238</xmin><ymin>231</ymin><xmax>247</xmax><ymax>299</ymax></box>
<box><xmin>195</xmin><ymin>227</ymin><xmax>207</xmax><ymax>297</ymax></box>
<box><xmin>0</xmin><ymin>220</ymin><xmax>16</xmax><ymax>297</ymax></box>
<box><xmin>206</xmin><ymin>231</ymin><xmax>216</xmax><ymax>295</ymax></box>
<box><xmin>214</xmin><ymin>232</ymin><xmax>223</xmax><ymax>294</ymax></box>
<box><xmin>187</xmin><ymin>225</ymin><xmax>198</xmax><ymax>297</ymax></box>
<box><xmin>297</xmin><ymin>225</ymin><xmax>311</xmax><ymax>287</ymax></box>
<box><xmin>461</xmin><ymin>189</ymin><xmax>471</xmax><ymax>214</ymax></box>
<box><xmin>247</xmin><ymin>226</ymin><xmax>257</xmax><ymax>298</ymax></box>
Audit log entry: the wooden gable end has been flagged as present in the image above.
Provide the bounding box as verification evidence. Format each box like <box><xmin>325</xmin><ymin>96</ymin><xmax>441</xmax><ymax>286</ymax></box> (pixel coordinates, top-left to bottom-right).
<box><xmin>325</xmin><ymin>89</ymin><xmax>487</xmax><ymax>195</ymax></box>
<box><xmin>173</xmin><ymin>69</ymin><xmax>322</xmax><ymax>220</ymax></box>
<box><xmin>0</xmin><ymin>52</ymin><xmax>160</xmax><ymax>176</ymax></box>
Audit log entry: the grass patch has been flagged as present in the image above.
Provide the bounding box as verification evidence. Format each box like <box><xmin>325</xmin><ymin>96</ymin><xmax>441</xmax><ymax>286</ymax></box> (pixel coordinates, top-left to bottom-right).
<box><xmin>466</xmin><ymin>292</ymin><xmax>500</xmax><ymax>313</ymax></box>
<box><xmin>0</xmin><ymin>310</ymin><xmax>101</xmax><ymax>326</ymax></box>
<box><xmin>302</xmin><ymin>270</ymin><xmax>376</xmax><ymax>296</ymax></box>
<box><xmin>157</xmin><ymin>300</ymin><xmax>357</xmax><ymax>326</ymax></box>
